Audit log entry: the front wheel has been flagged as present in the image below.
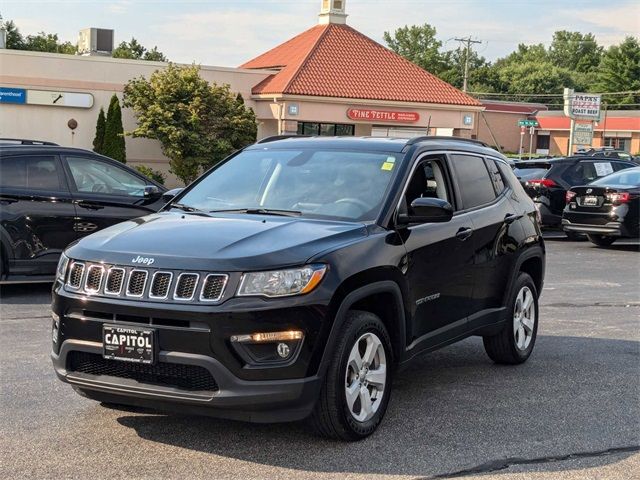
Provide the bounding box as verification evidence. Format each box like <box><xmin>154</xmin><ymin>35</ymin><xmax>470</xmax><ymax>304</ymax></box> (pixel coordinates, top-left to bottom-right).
<box><xmin>587</xmin><ymin>234</ymin><xmax>616</xmax><ymax>247</ymax></box>
<box><xmin>310</xmin><ymin>310</ymin><xmax>393</xmax><ymax>441</ymax></box>
<box><xmin>483</xmin><ymin>272</ymin><xmax>539</xmax><ymax>364</ymax></box>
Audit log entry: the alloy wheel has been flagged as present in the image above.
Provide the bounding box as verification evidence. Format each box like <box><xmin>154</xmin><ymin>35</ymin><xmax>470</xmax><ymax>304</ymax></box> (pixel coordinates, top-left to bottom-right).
<box><xmin>513</xmin><ymin>286</ymin><xmax>535</xmax><ymax>350</ymax></box>
<box><xmin>344</xmin><ymin>332</ymin><xmax>387</xmax><ymax>422</ymax></box>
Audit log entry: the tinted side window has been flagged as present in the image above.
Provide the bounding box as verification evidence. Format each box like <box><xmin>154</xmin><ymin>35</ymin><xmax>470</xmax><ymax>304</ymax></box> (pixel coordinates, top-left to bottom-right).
<box><xmin>66</xmin><ymin>157</ymin><xmax>147</xmax><ymax>196</ymax></box>
<box><xmin>612</xmin><ymin>162</ymin><xmax>634</xmax><ymax>172</ymax></box>
<box><xmin>485</xmin><ymin>158</ymin><xmax>506</xmax><ymax>194</ymax></box>
<box><xmin>451</xmin><ymin>154</ymin><xmax>496</xmax><ymax>209</ymax></box>
<box><xmin>561</xmin><ymin>161</ymin><xmax>614</xmax><ymax>185</ymax></box>
<box><xmin>0</xmin><ymin>155</ymin><xmax>63</xmax><ymax>191</ymax></box>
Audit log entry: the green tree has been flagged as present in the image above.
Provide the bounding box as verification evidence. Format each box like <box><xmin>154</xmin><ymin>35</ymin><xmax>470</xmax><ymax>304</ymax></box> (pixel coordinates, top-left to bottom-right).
<box><xmin>549</xmin><ymin>31</ymin><xmax>602</xmax><ymax>73</ymax></box>
<box><xmin>439</xmin><ymin>47</ymin><xmax>489</xmax><ymax>90</ymax></box>
<box><xmin>92</xmin><ymin>107</ymin><xmax>106</xmax><ymax>154</ymax></box>
<box><xmin>24</xmin><ymin>32</ymin><xmax>77</xmax><ymax>54</ymax></box>
<box><xmin>103</xmin><ymin>94</ymin><xmax>126</xmax><ymax>163</ymax></box>
<box><xmin>123</xmin><ymin>64</ymin><xmax>257</xmax><ymax>185</ymax></box>
<box><xmin>594</xmin><ymin>37</ymin><xmax>640</xmax><ymax>106</ymax></box>
<box><xmin>497</xmin><ymin>61</ymin><xmax>576</xmax><ymax>102</ymax></box>
<box><xmin>134</xmin><ymin>165</ymin><xmax>166</xmax><ymax>185</ymax></box>
<box><xmin>112</xmin><ymin>37</ymin><xmax>167</xmax><ymax>62</ymax></box>
<box><xmin>383</xmin><ymin>23</ymin><xmax>447</xmax><ymax>75</ymax></box>
<box><xmin>3</xmin><ymin>20</ymin><xmax>25</xmax><ymax>49</ymax></box>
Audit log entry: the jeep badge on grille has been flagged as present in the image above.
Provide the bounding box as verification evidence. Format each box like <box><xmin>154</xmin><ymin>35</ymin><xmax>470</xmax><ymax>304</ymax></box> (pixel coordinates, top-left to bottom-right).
<box><xmin>132</xmin><ymin>256</ymin><xmax>155</xmax><ymax>266</ymax></box>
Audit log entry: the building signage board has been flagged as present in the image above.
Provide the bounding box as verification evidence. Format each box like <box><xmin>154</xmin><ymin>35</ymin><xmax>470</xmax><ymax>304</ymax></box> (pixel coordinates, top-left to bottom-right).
<box><xmin>566</xmin><ymin>93</ymin><xmax>601</xmax><ymax>119</ymax></box>
<box><xmin>0</xmin><ymin>87</ymin><xmax>27</xmax><ymax>104</ymax></box>
<box><xmin>572</xmin><ymin>122</ymin><xmax>594</xmax><ymax>145</ymax></box>
<box><xmin>347</xmin><ymin>108</ymin><xmax>420</xmax><ymax>123</ymax></box>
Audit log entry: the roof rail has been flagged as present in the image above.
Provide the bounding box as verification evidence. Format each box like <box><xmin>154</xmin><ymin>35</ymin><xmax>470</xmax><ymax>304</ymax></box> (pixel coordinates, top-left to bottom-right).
<box><xmin>405</xmin><ymin>136</ymin><xmax>489</xmax><ymax>148</ymax></box>
<box><xmin>256</xmin><ymin>135</ymin><xmax>310</xmax><ymax>144</ymax></box>
<box><xmin>0</xmin><ymin>138</ymin><xmax>59</xmax><ymax>146</ymax></box>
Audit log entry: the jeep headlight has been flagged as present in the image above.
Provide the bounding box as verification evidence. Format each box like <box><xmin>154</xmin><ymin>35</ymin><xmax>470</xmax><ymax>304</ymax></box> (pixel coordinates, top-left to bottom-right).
<box><xmin>56</xmin><ymin>252</ymin><xmax>69</xmax><ymax>282</ymax></box>
<box><xmin>237</xmin><ymin>264</ymin><xmax>327</xmax><ymax>298</ymax></box>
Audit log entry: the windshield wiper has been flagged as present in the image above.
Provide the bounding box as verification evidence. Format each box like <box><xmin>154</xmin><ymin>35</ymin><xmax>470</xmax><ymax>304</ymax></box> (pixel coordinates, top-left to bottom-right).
<box><xmin>169</xmin><ymin>202</ymin><xmax>203</xmax><ymax>213</ymax></box>
<box><xmin>209</xmin><ymin>208</ymin><xmax>301</xmax><ymax>217</ymax></box>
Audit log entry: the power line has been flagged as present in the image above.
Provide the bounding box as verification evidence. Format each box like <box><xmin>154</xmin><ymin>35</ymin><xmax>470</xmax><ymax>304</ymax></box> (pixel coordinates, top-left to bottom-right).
<box><xmin>469</xmin><ymin>90</ymin><xmax>640</xmax><ymax>97</ymax></box>
<box><xmin>454</xmin><ymin>36</ymin><xmax>482</xmax><ymax>92</ymax></box>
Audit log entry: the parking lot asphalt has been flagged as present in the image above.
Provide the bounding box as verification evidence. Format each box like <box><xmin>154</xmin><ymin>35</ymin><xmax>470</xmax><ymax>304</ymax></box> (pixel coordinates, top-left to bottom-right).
<box><xmin>1</xmin><ymin>235</ymin><xmax>639</xmax><ymax>480</ymax></box>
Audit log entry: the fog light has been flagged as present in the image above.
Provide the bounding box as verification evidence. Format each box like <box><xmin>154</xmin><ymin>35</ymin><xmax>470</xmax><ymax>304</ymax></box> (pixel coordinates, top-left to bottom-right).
<box><xmin>277</xmin><ymin>342</ymin><xmax>290</xmax><ymax>358</ymax></box>
<box><xmin>230</xmin><ymin>330</ymin><xmax>303</xmax><ymax>343</ymax></box>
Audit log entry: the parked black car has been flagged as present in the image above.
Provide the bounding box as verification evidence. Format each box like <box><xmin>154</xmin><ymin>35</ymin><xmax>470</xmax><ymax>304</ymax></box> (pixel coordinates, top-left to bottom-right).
<box><xmin>514</xmin><ymin>156</ymin><xmax>636</xmax><ymax>238</ymax></box>
<box><xmin>0</xmin><ymin>144</ymin><xmax>167</xmax><ymax>283</ymax></box>
<box><xmin>562</xmin><ymin>167</ymin><xmax>640</xmax><ymax>246</ymax></box>
<box><xmin>577</xmin><ymin>147</ymin><xmax>638</xmax><ymax>163</ymax></box>
<box><xmin>51</xmin><ymin>136</ymin><xmax>545</xmax><ymax>440</ymax></box>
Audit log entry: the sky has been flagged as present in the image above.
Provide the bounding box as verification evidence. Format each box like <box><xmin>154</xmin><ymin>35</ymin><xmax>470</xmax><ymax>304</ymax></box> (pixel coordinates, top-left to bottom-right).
<box><xmin>2</xmin><ymin>0</ymin><xmax>639</xmax><ymax>67</ymax></box>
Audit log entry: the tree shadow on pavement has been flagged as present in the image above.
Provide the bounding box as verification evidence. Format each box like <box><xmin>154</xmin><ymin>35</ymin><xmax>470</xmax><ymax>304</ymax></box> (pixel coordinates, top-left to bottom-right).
<box><xmin>116</xmin><ymin>335</ymin><xmax>640</xmax><ymax>478</ymax></box>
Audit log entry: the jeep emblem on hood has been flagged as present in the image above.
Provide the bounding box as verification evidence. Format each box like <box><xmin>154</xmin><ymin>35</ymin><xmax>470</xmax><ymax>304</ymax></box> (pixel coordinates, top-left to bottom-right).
<box><xmin>132</xmin><ymin>255</ymin><xmax>155</xmax><ymax>266</ymax></box>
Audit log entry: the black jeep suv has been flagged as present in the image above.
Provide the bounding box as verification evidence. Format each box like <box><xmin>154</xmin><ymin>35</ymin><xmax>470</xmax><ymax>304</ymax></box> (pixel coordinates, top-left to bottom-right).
<box><xmin>51</xmin><ymin>136</ymin><xmax>545</xmax><ymax>440</ymax></box>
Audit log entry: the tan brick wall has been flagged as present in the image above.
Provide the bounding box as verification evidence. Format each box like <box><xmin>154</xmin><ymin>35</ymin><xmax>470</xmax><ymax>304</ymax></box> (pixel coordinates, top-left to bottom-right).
<box><xmin>477</xmin><ymin>111</ymin><xmax>529</xmax><ymax>153</ymax></box>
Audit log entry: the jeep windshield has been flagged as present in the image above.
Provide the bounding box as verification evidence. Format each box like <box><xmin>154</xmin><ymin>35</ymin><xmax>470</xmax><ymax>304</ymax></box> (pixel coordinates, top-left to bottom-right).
<box><xmin>175</xmin><ymin>149</ymin><xmax>401</xmax><ymax>222</ymax></box>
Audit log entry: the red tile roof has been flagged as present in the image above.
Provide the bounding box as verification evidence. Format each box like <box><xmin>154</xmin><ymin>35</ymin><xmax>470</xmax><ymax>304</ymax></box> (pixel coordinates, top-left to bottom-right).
<box><xmin>535</xmin><ymin>116</ymin><xmax>640</xmax><ymax>131</ymax></box>
<box><xmin>241</xmin><ymin>23</ymin><xmax>481</xmax><ymax>107</ymax></box>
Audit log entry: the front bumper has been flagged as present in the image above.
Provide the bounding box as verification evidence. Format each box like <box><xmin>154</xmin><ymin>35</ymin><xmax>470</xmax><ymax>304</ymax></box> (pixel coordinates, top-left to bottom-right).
<box><xmin>51</xmin><ymin>281</ymin><xmax>332</xmax><ymax>422</ymax></box>
<box><xmin>52</xmin><ymin>340</ymin><xmax>321</xmax><ymax>422</ymax></box>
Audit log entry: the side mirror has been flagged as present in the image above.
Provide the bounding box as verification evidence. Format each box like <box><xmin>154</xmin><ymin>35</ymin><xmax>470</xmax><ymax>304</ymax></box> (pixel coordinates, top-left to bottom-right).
<box><xmin>161</xmin><ymin>187</ymin><xmax>184</xmax><ymax>204</ymax></box>
<box><xmin>143</xmin><ymin>185</ymin><xmax>163</xmax><ymax>201</ymax></box>
<box><xmin>398</xmin><ymin>197</ymin><xmax>454</xmax><ymax>225</ymax></box>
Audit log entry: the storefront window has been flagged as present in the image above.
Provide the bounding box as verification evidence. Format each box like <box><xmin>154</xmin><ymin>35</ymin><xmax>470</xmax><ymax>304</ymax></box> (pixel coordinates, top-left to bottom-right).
<box><xmin>604</xmin><ymin>137</ymin><xmax>630</xmax><ymax>152</ymax></box>
<box><xmin>297</xmin><ymin>122</ymin><xmax>355</xmax><ymax>136</ymax></box>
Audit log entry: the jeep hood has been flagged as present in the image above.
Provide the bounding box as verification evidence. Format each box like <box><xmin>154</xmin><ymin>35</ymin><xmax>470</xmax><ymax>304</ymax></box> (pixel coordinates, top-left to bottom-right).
<box><xmin>66</xmin><ymin>212</ymin><xmax>368</xmax><ymax>271</ymax></box>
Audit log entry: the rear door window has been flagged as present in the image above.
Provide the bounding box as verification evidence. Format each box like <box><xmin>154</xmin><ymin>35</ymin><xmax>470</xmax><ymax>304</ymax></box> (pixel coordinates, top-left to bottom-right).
<box><xmin>484</xmin><ymin>159</ymin><xmax>506</xmax><ymax>195</ymax></box>
<box><xmin>0</xmin><ymin>155</ymin><xmax>65</xmax><ymax>191</ymax></box>
<box><xmin>450</xmin><ymin>154</ymin><xmax>497</xmax><ymax>209</ymax></box>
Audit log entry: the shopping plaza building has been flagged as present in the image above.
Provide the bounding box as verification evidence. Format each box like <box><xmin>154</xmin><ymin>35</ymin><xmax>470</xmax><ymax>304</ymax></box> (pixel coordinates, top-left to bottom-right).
<box><xmin>0</xmin><ymin>0</ymin><xmax>482</xmax><ymax>186</ymax></box>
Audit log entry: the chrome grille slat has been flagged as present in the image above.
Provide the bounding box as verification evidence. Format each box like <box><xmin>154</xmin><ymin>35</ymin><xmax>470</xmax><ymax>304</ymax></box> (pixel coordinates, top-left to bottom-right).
<box><xmin>174</xmin><ymin>273</ymin><xmax>199</xmax><ymax>301</ymax></box>
<box><xmin>200</xmin><ymin>274</ymin><xmax>228</xmax><ymax>302</ymax></box>
<box><xmin>84</xmin><ymin>265</ymin><xmax>104</xmax><ymax>293</ymax></box>
<box><xmin>149</xmin><ymin>272</ymin><xmax>173</xmax><ymax>299</ymax></box>
<box><xmin>104</xmin><ymin>267</ymin><xmax>125</xmax><ymax>295</ymax></box>
<box><xmin>67</xmin><ymin>262</ymin><xmax>85</xmax><ymax>289</ymax></box>
<box><xmin>126</xmin><ymin>270</ymin><xmax>148</xmax><ymax>298</ymax></box>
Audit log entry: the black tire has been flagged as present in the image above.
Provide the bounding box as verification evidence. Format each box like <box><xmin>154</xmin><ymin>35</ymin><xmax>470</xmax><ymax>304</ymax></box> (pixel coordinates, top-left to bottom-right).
<box><xmin>587</xmin><ymin>234</ymin><xmax>616</xmax><ymax>247</ymax></box>
<box><xmin>309</xmin><ymin>310</ymin><xmax>393</xmax><ymax>441</ymax></box>
<box><xmin>483</xmin><ymin>272</ymin><xmax>539</xmax><ymax>365</ymax></box>
<box><xmin>565</xmin><ymin>231</ymin><xmax>585</xmax><ymax>241</ymax></box>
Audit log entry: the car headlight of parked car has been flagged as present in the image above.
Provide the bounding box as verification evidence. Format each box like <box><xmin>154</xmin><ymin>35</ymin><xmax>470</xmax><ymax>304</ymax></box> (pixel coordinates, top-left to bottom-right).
<box><xmin>237</xmin><ymin>264</ymin><xmax>327</xmax><ymax>298</ymax></box>
<box><xmin>56</xmin><ymin>252</ymin><xmax>69</xmax><ymax>282</ymax></box>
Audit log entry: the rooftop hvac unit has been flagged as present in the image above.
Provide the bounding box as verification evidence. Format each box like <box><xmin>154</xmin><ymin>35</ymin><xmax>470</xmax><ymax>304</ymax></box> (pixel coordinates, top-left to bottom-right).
<box><xmin>78</xmin><ymin>28</ymin><xmax>114</xmax><ymax>56</ymax></box>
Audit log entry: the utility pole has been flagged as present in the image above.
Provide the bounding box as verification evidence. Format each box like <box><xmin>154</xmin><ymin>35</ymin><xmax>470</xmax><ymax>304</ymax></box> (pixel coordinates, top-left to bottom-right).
<box><xmin>454</xmin><ymin>36</ymin><xmax>482</xmax><ymax>92</ymax></box>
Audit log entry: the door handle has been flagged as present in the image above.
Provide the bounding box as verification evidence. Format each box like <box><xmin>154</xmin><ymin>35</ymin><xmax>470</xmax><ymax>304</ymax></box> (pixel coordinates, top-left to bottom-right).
<box><xmin>77</xmin><ymin>201</ymin><xmax>104</xmax><ymax>211</ymax></box>
<box><xmin>504</xmin><ymin>213</ymin><xmax>523</xmax><ymax>225</ymax></box>
<box><xmin>455</xmin><ymin>227</ymin><xmax>473</xmax><ymax>241</ymax></box>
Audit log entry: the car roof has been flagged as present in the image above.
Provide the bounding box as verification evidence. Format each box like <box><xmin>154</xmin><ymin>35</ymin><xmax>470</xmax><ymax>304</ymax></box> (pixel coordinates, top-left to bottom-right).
<box><xmin>0</xmin><ymin>144</ymin><xmax>98</xmax><ymax>156</ymax></box>
<box><xmin>245</xmin><ymin>135</ymin><xmax>504</xmax><ymax>158</ymax></box>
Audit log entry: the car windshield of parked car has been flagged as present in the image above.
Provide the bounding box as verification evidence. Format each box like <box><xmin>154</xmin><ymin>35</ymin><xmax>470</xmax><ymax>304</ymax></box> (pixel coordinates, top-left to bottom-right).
<box><xmin>591</xmin><ymin>168</ymin><xmax>640</xmax><ymax>187</ymax></box>
<box><xmin>177</xmin><ymin>149</ymin><xmax>401</xmax><ymax>221</ymax></box>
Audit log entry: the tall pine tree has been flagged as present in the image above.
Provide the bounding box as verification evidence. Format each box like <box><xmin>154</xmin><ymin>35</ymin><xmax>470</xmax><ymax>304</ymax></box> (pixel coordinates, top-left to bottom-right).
<box><xmin>103</xmin><ymin>94</ymin><xmax>126</xmax><ymax>163</ymax></box>
<box><xmin>92</xmin><ymin>107</ymin><xmax>106</xmax><ymax>154</ymax></box>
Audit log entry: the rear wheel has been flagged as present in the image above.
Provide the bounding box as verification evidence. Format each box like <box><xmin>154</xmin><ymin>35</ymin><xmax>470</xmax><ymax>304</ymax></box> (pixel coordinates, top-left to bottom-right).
<box><xmin>483</xmin><ymin>272</ymin><xmax>538</xmax><ymax>365</ymax></box>
<box><xmin>587</xmin><ymin>234</ymin><xmax>616</xmax><ymax>247</ymax></box>
<box><xmin>310</xmin><ymin>310</ymin><xmax>392</xmax><ymax>441</ymax></box>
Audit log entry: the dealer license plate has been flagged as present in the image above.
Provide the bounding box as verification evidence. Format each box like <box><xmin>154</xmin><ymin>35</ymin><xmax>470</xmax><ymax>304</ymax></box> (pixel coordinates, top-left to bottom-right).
<box><xmin>582</xmin><ymin>195</ymin><xmax>599</xmax><ymax>206</ymax></box>
<box><xmin>103</xmin><ymin>325</ymin><xmax>155</xmax><ymax>364</ymax></box>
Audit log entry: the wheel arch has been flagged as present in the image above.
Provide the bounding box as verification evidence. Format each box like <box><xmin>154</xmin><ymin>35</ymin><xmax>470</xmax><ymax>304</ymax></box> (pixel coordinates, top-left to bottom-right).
<box><xmin>318</xmin><ymin>271</ymin><xmax>408</xmax><ymax>378</ymax></box>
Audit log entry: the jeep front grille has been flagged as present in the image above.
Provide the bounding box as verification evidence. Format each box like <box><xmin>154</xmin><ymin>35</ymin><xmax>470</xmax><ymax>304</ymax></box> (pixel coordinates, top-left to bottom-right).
<box><xmin>64</xmin><ymin>261</ymin><xmax>228</xmax><ymax>304</ymax></box>
<box><xmin>200</xmin><ymin>274</ymin><xmax>227</xmax><ymax>301</ymax></box>
<box><xmin>150</xmin><ymin>272</ymin><xmax>172</xmax><ymax>299</ymax></box>
<box><xmin>105</xmin><ymin>268</ymin><xmax>125</xmax><ymax>295</ymax></box>
<box><xmin>67</xmin><ymin>262</ymin><xmax>85</xmax><ymax>289</ymax></box>
<box><xmin>84</xmin><ymin>265</ymin><xmax>104</xmax><ymax>293</ymax></box>
<box><xmin>127</xmin><ymin>270</ymin><xmax>148</xmax><ymax>297</ymax></box>
<box><xmin>174</xmin><ymin>273</ymin><xmax>199</xmax><ymax>300</ymax></box>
